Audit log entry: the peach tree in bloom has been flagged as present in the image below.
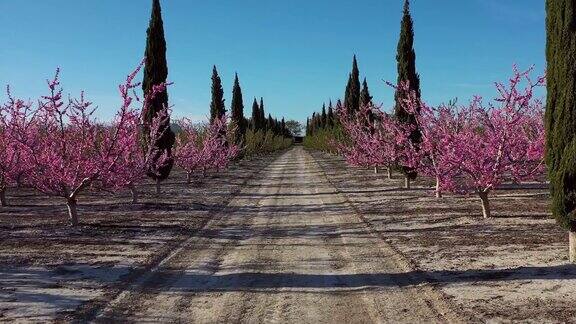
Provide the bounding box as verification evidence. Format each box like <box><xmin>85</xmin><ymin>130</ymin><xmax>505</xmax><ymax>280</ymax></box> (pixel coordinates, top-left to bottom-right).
<box><xmin>337</xmin><ymin>103</ymin><xmax>407</xmax><ymax>179</ymax></box>
<box><xmin>0</xmin><ymin>91</ymin><xmax>35</xmax><ymax>206</ymax></box>
<box><xmin>2</xmin><ymin>62</ymin><xmax>169</xmax><ymax>225</ymax></box>
<box><xmin>174</xmin><ymin>115</ymin><xmax>238</xmax><ymax>183</ymax></box>
<box><xmin>338</xmin><ymin>67</ymin><xmax>546</xmax><ymax>218</ymax></box>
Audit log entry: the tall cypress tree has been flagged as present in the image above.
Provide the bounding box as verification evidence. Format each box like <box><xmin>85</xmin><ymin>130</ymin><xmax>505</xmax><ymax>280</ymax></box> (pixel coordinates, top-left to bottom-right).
<box><xmin>394</xmin><ymin>0</ymin><xmax>421</xmax><ymax>188</ymax></box>
<box><xmin>360</xmin><ymin>78</ymin><xmax>373</xmax><ymax>107</ymax></box>
<box><xmin>259</xmin><ymin>97</ymin><xmax>266</xmax><ymax>130</ymax></box>
<box><xmin>344</xmin><ymin>55</ymin><xmax>361</xmax><ymax>115</ymax></box>
<box><xmin>321</xmin><ymin>103</ymin><xmax>327</xmax><ymax>128</ymax></box>
<box><xmin>231</xmin><ymin>73</ymin><xmax>246</xmax><ymax>145</ymax></box>
<box><xmin>545</xmin><ymin>0</ymin><xmax>576</xmax><ymax>262</ymax></box>
<box><xmin>210</xmin><ymin>65</ymin><xmax>226</xmax><ymax>123</ymax></box>
<box><xmin>327</xmin><ymin>100</ymin><xmax>335</xmax><ymax>127</ymax></box>
<box><xmin>142</xmin><ymin>0</ymin><xmax>175</xmax><ymax>184</ymax></box>
<box><xmin>251</xmin><ymin>98</ymin><xmax>260</xmax><ymax>130</ymax></box>
<box><xmin>280</xmin><ymin>118</ymin><xmax>286</xmax><ymax>137</ymax></box>
<box><xmin>267</xmin><ymin>114</ymin><xmax>274</xmax><ymax>132</ymax></box>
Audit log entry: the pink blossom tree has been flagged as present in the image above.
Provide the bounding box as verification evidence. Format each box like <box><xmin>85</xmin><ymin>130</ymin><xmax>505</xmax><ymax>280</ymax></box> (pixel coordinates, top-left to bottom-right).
<box><xmin>396</xmin><ymin>68</ymin><xmax>546</xmax><ymax>217</ymax></box>
<box><xmin>447</xmin><ymin>68</ymin><xmax>545</xmax><ymax>218</ymax></box>
<box><xmin>3</xmin><ymin>62</ymin><xmax>165</xmax><ymax>225</ymax></box>
<box><xmin>0</xmin><ymin>92</ymin><xmax>35</xmax><ymax>206</ymax></box>
<box><xmin>175</xmin><ymin>115</ymin><xmax>238</xmax><ymax>183</ymax></box>
<box><xmin>106</xmin><ymin>74</ymin><xmax>174</xmax><ymax>201</ymax></box>
<box><xmin>336</xmin><ymin>103</ymin><xmax>406</xmax><ymax>179</ymax></box>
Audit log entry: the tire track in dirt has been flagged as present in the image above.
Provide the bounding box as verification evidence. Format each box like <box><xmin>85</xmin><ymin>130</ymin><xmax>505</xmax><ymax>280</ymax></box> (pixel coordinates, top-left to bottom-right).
<box><xmin>308</xmin><ymin>148</ymin><xmax>478</xmax><ymax>323</ymax></box>
<box><xmin>81</xmin><ymin>154</ymin><xmax>282</xmax><ymax>322</ymax></box>
<box><xmin>91</xmin><ymin>146</ymin><xmax>475</xmax><ymax>323</ymax></box>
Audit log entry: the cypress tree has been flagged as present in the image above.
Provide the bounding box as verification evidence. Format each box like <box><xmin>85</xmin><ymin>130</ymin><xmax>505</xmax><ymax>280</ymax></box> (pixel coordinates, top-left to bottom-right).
<box><xmin>231</xmin><ymin>73</ymin><xmax>246</xmax><ymax>145</ymax></box>
<box><xmin>545</xmin><ymin>0</ymin><xmax>576</xmax><ymax>262</ymax></box>
<box><xmin>251</xmin><ymin>98</ymin><xmax>260</xmax><ymax>129</ymax></box>
<box><xmin>360</xmin><ymin>78</ymin><xmax>375</xmax><ymax>127</ymax></box>
<box><xmin>394</xmin><ymin>0</ymin><xmax>421</xmax><ymax>188</ymax></box>
<box><xmin>306</xmin><ymin>117</ymin><xmax>310</xmax><ymax>136</ymax></box>
<box><xmin>267</xmin><ymin>114</ymin><xmax>274</xmax><ymax>132</ymax></box>
<box><xmin>310</xmin><ymin>113</ymin><xmax>316</xmax><ymax>136</ymax></box>
<box><xmin>210</xmin><ymin>65</ymin><xmax>226</xmax><ymax>123</ymax></box>
<box><xmin>321</xmin><ymin>103</ymin><xmax>327</xmax><ymax>128</ymax></box>
<box><xmin>344</xmin><ymin>55</ymin><xmax>361</xmax><ymax>115</ymax></box>
<box><xmin>142</xmin><ymin>0</ymin><xmax>175</xmax><ymax>184</ymax></box>
<box><xmin>259</xmin><ymin>97</ymin><xmax>266</xmax><ymax>130</ymax></box>
<box><xmin>360</xmin><ymin>78</ymin><xmax>373</xmax><ymax>107</ymax></box>
<box><xmin>281</xmin><ymin>118</ymin><xmax>287</xmax><ymax>137</ymax></box>
<box><xmin>327</xmin><ymin>100</ymin><xmax>335</xmax><ymax>127</ymax></box>
<box><xmin>273</xmin><ymin>118</ymin><xmax>280</xmax><ymax>135</ymax></box>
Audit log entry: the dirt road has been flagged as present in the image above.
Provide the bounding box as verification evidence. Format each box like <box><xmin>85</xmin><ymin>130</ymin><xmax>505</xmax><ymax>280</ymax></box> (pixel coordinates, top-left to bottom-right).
<box><xmin>94</xmin><ymin>146</ymin><xmax>466</xmax><ymax>323</ymax></box>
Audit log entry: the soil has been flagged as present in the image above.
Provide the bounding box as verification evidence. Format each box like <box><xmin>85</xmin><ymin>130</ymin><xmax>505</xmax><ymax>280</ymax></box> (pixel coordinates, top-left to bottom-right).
<box><xmin>1</xmin><ymin>146</ymin><xmax>574</xmax><ymax>323</ymax></box>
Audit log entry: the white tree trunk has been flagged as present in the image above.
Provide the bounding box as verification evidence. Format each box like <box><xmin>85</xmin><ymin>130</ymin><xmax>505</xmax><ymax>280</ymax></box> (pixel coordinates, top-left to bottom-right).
<box><xmin>435</xmin><ymin>177</ymin><xmax>442</xmax><ymax>198</ymax></box>
<box><xmin>404</xmin><ymin>176</ymin><xmax>411</xmax><ymax>189</ymax></box>
<box><xmin>186</xmin><ymin>172</ymin><xmax>192</xmax><ymax>184</ymax></box>
<box><xmin>0</xmin><ymin>187</ymin><xmax>6</xmax><ymax>207</ymax></box>
<box><xmin>387</xmin><ymin>168</ymin><xmax>392</xmax><ymax>180</ymax></box>
<box><xmin>67</xmin><ymin>198</ymin><xmax>79</xmax><ymax>227</ymax></box>
<box><xmin>570</xmin><ymin>230</ymin><xmax>576</xmax><ymax>263</ymax></box>
<box><xmin>374</xmin><ymin>166</ymin><xmax>379</xmax><ymax>174</ymax></box>
<box><xmin>478</xmin><ymin>191</ymin><xmax>491</xmax><ymax>218</ymax></box>
<box><xmin>129</xmin><ymin>183</ymin><xmax>138</xmax><ymax>204</ymax></box>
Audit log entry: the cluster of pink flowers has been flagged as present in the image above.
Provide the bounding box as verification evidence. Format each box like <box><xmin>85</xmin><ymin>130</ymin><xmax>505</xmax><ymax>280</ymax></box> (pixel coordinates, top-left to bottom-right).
<box><xmin>0</xmin><ymin>61</ymin><xmax>237</xmax><ymax>226</ymax></box>
<box><xmin>338</xmin><ymin>67</ymin><xmax>546</xmax><ymax>218</ymax></box>
<box><xmin>174</xmin><ymin>115</ymin><xmax>239</xmax><ymax>183</ymax></box>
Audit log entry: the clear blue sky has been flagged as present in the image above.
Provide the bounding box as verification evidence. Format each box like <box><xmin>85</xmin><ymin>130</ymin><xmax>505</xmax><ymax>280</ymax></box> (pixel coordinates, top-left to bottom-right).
<box><xmin>0</xmin><ymin>0</ymin><xmax>545</xmax><ymax>123</ymax></box>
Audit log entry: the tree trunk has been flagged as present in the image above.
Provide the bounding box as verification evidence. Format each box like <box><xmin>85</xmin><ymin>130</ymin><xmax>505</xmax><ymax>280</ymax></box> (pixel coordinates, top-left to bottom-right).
<box><xmin>478</xmin><ymin>191</ymin><xmax>491</xmax><ymax>218</ymax></box>
<box><xmin>570</xmin><ymin>230</ymin><xmax>576</xmax><ymax>263</ymax></box>
<box><xmin>67</xmin><ymin>198</ymin><xmax>79</xmax><ymax>227</ymax></box>
<box><xmin>374</xmin><ymin>166</ymin><xmax>379</xmax><ymax>174</ymax></box>
<box><xmin>0</xmin><ymin>187</ymin><xmax>6</xmax><ymax>207</ymax></box>
<box><xmin>186</xmin><ymin>172</ymin><xmax>192</xmax><ymax>184</ymax></box>
<box><xmin>435</xmin><ymin>177</ymin><xmax>442</xmax><ymax>198</ymax></box>
<box><xmin>129</xmin><ymin>183</ymin><xmax>138</xmax><ymax>204</ymax></box>
<box><xmin>155</xmin><ymin>179</ymin><xmax>161</xmax><ymax>195</ymax></box>
<box><xmin>387</xmin><ymin>168</ymin><xmax>392</xmax><ymax>179</ymax></box>
<box><xmin>404</xmin><ymin>176</ymin><xmax>411</xmax><ymax>189</ymax></box>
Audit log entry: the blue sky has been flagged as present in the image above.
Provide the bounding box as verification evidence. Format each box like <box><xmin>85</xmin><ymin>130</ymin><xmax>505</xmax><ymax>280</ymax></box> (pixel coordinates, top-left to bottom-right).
<box><xmin>0</xmin><ymin>0</ymin><xmax>545</xmax><ymax>123</ymax></box>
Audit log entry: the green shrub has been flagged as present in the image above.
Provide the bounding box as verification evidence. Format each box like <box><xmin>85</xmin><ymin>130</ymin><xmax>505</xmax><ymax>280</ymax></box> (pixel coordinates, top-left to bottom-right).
<box><xmin>303</xmin><ymin>125</ymin><xmax>346</xmax><ymax>154</ymax></box>
<box><xmin>244</xmin><ymin>129</ymin><xmax>293</xmax><ymax>157</ymax></box>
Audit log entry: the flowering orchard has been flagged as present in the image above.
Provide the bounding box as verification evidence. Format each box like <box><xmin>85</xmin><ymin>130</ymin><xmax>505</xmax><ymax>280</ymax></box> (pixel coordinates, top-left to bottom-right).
<box><xmin>336</xmin><ymin>68</ymin><xmax>546</xmax><ymax>218</ymax></box>
<box><xmin>174</xmin><ymin>115</ymin><xmax>239</xmax><ymax>183</ymax></box>
<box><xmin>0</xmin><ymin>62</ymin><xmax>239</xmax><ymax>226</ymax></box>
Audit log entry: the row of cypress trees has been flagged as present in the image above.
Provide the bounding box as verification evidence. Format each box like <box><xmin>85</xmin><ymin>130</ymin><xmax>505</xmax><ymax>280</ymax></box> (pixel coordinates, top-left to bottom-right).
<box><xmin>306</xmin><ymin>54</ymin><xmax>374</xmax><ymax>138</ymax></box>
<box><xmin>210</xmin><ymin>67</ymin><xmax>289</xmax><ymax>141</ymax></box>
<box><xmin>306</xmin><ymin>101</ymin><xmax>336</xmax><ymax>137</ymax></box>
<box><xmin>142</xmin><ymin>0</ymin><xmax>291</xmax><ymax>185</ymax></box>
